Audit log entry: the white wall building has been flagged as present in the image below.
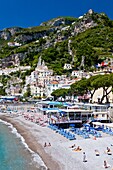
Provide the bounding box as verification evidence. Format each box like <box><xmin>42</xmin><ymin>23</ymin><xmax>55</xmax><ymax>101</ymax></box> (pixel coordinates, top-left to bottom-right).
<box><xmin>45</xmin><ymin>79</ymin><xmax>75</xmax><ymax>97</ymax></box>
<box><xmin>64</xmin><ymin>64</ymin><xmax>72</xmax><ymax>70</ymax></box>
<box><xmin>24</xmin><ymin>56</ymin><xmax>54</xmax><ymax>97</ymax></box>
<box><xmin>71</xmin><ymin>70</ymin><xmax>84</xmax><ymax>78</ymax></box>
<box><xmin>92</xmin><ymin>87</ymin><xmax>113</xmax><ymax>103</ymax></box>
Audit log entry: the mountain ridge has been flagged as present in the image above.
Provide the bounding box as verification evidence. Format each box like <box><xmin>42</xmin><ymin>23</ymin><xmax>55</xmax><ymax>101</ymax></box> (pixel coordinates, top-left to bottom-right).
<box><xmin>0</xmin><ymin>9</ymin><xmax>113</xmax><ymax>75</ymax></box>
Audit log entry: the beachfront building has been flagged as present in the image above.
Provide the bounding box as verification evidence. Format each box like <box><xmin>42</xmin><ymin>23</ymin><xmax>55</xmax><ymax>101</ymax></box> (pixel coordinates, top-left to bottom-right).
<box><xmin>76</xmin><ymin>103</ymin><xmax>109</xmax><ymax>122</ymax></box>
<box><xmin>92</xmin><ymin>87</ymin><xmax>113</xmax><ymax>103</ymax></box>
<box><xmin>36</xmin><ymin>101</ymin><xmax>110</xmax><ymax>128</ymax></box>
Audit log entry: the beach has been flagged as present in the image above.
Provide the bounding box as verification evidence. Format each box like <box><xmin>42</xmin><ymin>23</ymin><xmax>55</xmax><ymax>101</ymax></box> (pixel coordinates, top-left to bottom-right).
<box><xmin>0</xmin><ymin>114</ymin><xmax>113</xmax><ymax>170</ymax></box>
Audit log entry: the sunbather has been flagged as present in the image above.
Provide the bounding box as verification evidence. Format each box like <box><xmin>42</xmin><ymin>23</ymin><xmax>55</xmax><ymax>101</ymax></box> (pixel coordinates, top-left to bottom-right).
<box><xmin>106</xmin><ymin>147</ymin><xmax>112</xmax><ymax>155</ymax></box>
<box><xmin>95</xmin><ymin>149</ymin><xmax>100</xmax><ymax>156</ymax></box>
<box><xmin>73</xmin><ymin>146</ymin><xmax>82</xmax><ymax>151</ymax></box>
<box><xmin>48</xmin><ymin>142</ymin><xmax>51</xmax><ymax>146</ymax></box>
<box><xmin>44</xmin><ymin>142</ymin><xmax>47</xmax><ymax>147</ymax></box>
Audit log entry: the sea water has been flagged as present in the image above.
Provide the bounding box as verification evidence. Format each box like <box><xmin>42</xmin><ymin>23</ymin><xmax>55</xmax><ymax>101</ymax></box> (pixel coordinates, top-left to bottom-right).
<box><xmin>0</xmin><ymin>120</ymin><xmax>47</xmax><ymax>170</ymax></box>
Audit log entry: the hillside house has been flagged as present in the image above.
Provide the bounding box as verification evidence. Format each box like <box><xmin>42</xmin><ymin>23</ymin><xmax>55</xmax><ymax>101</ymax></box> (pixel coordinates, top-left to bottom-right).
<box><xmin>64</xmin><ymin>64</ymin><xmax>72</xmax><ymax>70</ymax></box>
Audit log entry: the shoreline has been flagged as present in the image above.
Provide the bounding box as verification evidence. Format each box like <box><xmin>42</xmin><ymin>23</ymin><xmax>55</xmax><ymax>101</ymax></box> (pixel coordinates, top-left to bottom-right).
<box><xmin>1</xmin><ymin>114</ymin><xmax>113</xmax><ymax>170</ymax></box>
<box><xmin>0</xmin><ymin>115</ymin><xmax>62</xmax><ymax>170</ymax></box>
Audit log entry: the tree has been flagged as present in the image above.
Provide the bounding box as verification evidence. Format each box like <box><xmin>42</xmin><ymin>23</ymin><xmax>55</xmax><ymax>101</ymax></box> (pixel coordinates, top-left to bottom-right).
<box><xmin>70</xmin><ymin>78</ymin><xmax>90</xmax><ymax>97</ymax></box>
<box><xmin>88</xmin><ymin>74</ymin><xmax>113</xmax><ymax>103</ymax></box>
<box><xmin>51</xmin><ymin>88</ymin><xmax>68</xmax><ymax>101</ymax></box>
<box><xmin>23</xmin><ymin>84</ymin><xmax>31</xmax><ymax>98</ymax></box>
<box><xmin>70</xmin><ymin>74</ymin><xmax>113</xmax><ymax>103</ymax></box>
<box><xmin>87</xmin><ymin>75</ymin><xmax>102</xmax><ymax>100</ymax></box>
<box><xmin>0</xmin><ymin>88</ymin><xmax>6</xmax><ymax>95</ymax></box>
<box><xmin>97</xmin><ymin>74</ymin><xmax>113</xmax><ymax>103</ymax></box>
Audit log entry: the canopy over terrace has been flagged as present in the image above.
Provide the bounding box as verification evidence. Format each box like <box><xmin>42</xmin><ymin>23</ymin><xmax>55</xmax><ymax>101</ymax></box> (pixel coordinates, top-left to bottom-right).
<box><xmin>40</xmin><ymin>107</ymin><xmax>60</xmax><ymax>113</ymax></box>
<box><xmin>92</xmin><ymin>122</ymin><xmax>113</xmax><ymax>128</ymax></box>
<box><xmin>37</xmin><ymin>101</ymin><xmax>64</xmax><ymax>107</ymax></box>
<box><xmin>36</xmin><ymin>101</ymin><xmax>72</xmax><ymax>111</ymax></box>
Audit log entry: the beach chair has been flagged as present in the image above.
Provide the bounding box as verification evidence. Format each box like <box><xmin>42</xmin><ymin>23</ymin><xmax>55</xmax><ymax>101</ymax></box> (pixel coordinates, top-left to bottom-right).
<box><xmin>82</xmin><ymin>133</ymin><xmax>90</xmax><ymax>139</ymax></box>
<box><xmin>68</xmin><ymin>134</ymin><xmax>76</xmax><ymax>140</ymax></box>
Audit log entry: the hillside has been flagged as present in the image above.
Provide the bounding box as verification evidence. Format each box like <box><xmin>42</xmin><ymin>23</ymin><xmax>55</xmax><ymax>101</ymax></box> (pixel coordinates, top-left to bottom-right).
<box><xmin>0</xmin><ymin>9</ymin><xmax>113</xmax><ymax>75</ymax></box>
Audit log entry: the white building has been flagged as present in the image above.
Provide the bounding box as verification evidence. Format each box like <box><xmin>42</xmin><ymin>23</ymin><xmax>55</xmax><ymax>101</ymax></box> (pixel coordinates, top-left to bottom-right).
<box><xmin>64</xmin><ymin>64</ymin><xmax>72</xmax><ymax>70</ymax></box>
<box><xmin>7</xmin><ymin>42</ymin><xmax>21</xmax><ymax>47</ymax></box>
<box><xmin>45</xmin><ymin>79</ymin><xmax>75</xmax><ymax>97</ymax></box>
<box><xmin>92</xmin><ymin>87</ymin><xmax>113</xmax><ymax>103</ymax></box>
<box><xmin>24</xmin><ymin>56</ymin><xmax>54</xmax><ymax>97</ymax></box>
<box><xmin>71</xmin><ymin>70</ymin><xmax>84</xmax><ymax>78</ymax></box>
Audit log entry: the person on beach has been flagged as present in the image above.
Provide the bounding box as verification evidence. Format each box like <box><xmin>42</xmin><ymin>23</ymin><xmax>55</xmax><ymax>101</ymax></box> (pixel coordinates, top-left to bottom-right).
<box><xmin>95</xmin><ymin>149</ymin><xmax>100</xmax><ymax>156</ymax></box>
<box><xmin>107</xmin><ymin>147</ymin><xmax>111</xmax><ymax>152</ymax></box>
<box><xmin>44</xmin><ymin>142</ymin><xmax>47</xmax><ymax>147</ymax></box>
<box><xmin>48</xmin><ymin>142</ymin><xmax>51</xmax><ymax>146</ymax></box>
<box><xmin>83</xmin><ymin>152</ymin><xmax>87</xmax><ymax>162</ymax></box>
<box><xmin>106</xmin><ymin>147</ymin><xmax>112</xmax><ymax>155</ymax></box>
<box><xmin>76</xmin><ymin>146</ymin><xmax>82</xmax><ymax>151</ymax></box>
<box><xmin>103</xmin><ymin>160</ymin><xmax>110</xmax><ymax>168</ymax></box>
<box><xmin>104</xmin><ymin>160</ymin><xmax>107</xmax><ymax>168</ymax></box>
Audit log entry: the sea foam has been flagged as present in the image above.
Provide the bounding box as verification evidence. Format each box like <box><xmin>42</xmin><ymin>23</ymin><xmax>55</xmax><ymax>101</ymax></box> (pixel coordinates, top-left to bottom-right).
<box><xmin>0</xmin><ymin>119</ymin><xmax>47</xmax><ymax>170</ymax></box>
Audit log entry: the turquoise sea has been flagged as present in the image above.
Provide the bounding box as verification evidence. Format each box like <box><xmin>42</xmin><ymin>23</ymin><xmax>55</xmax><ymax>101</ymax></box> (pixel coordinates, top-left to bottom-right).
<box><xmin>0</xmin><ymin>120</ymin><xmax>45</xmax><ymax>170</ymax></box>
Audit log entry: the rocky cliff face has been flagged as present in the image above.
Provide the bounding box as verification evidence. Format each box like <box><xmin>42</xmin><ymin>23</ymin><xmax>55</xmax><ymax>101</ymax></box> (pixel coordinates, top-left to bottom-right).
<box><xmin>14</xmin><ymin>29</ymin><xmax>52</xmax><ymax>44</ymax></box>
<box><xmin>0</xmin><ymin>27</ymin><xmax>22</xmax><ymax>40</ymax></box>
<box><xmin>1</xmin><ymin>53</ymin><xmax>26</xmax><ymax>68</ymax></box>
<box><xmin>40</xmin><ymin>17</ymin><xmax>75</xmax><ymax>27</ymax></box>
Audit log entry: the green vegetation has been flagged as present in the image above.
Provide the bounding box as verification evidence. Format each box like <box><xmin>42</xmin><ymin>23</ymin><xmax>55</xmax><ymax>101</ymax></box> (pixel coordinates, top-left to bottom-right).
<box><xmin>0</xmin><ymin>11</ymin><xmax>113</xmax><ymax>76</ymax></box>
<box><xmin>15</xmin><ymin>26</ymin><xmax>50</xmax><ymax>36</ymax></box>
<box><xmin>52</xmin><ymin>74</ymin><xmax>113</xmax><ymax>103</ymax></box>
<box><xmin>23</xmin><ymin>84</ymin><xmax>31</xmax><ymax>98</ymax></box>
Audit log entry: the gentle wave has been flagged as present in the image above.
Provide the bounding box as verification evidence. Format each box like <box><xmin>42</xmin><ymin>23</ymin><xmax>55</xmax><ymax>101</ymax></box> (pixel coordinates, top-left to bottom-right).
<box><xmin>0</xmin><ymin>119</ymin><xmax>47</xmax><ymax>170</ymax></box>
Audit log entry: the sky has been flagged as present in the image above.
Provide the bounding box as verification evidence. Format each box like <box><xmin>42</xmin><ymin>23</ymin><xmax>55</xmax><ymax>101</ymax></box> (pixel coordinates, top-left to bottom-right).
<box><xmin>0</xmin><ymin>0</ymin><xmax>113</xmax><ymax>30</ymax></box>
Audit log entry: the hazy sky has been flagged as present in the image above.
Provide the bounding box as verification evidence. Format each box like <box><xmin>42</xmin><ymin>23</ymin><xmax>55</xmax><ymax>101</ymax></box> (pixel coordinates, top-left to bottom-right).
<box><xmin>0</xmin><ymin>0</ymin><xmax>113</xmax><ymax>30</ymax></box>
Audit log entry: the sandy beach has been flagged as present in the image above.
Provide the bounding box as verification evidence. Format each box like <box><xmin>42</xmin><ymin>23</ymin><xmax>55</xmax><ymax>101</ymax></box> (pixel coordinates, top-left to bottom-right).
<box><xmin>0</xmin><ymin>114</ymin><xmax>113</xmax><ymax>170</ymax></box>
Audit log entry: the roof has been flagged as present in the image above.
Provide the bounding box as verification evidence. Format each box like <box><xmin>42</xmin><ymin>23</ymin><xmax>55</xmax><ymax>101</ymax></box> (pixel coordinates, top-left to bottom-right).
<box><xmin>38</xmin><ymin>101</ymin><xmax>63</xmax><ymax>105</ymax></box>
<box><xmin>40</xmin><ymin>107</ymin><xmax>60</xmax><ymax>112</ymax></box>
<box><xmin>50</xmin><ymin>80</ymin><xmax>59</xmax><ymax>84</ymax></box>
<box><xmin>59</xmin><ymin>109</ymin><xmax>93</xmax><ymax>113</ymax></box>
